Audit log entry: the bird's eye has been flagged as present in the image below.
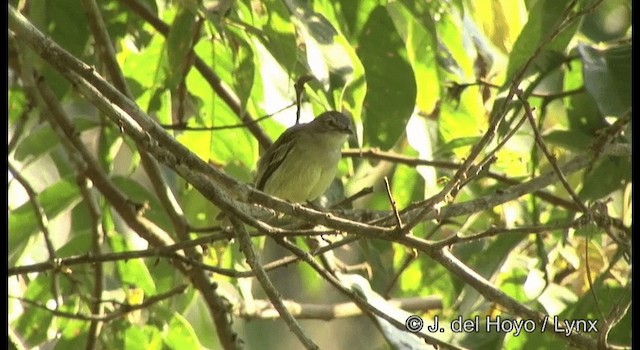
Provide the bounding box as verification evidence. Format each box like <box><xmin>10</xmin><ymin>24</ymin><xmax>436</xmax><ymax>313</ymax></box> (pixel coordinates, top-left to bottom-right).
<box><xmin>326</xmin><ymin>118</ymin><xmax>337</xmax><ymax>127</ymax></box>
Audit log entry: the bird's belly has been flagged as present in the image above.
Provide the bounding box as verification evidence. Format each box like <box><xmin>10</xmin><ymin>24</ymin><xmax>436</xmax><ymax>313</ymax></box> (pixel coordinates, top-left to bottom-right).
<box><xmin>263</xmin><ymin>148</ymin><xmax>341</xmax><ymax>202</ymax></box>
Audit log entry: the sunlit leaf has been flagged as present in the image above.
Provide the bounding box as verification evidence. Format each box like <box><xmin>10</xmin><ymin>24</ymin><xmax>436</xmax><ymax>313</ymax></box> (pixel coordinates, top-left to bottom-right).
<box><xmin>164</xmin><ymin>312</ymin><xmax>201</xmax><ymax>350</ymax></box>
<box><xmin>167</xmin><ymin>8</ymin><xmax>197</xmax><ymax>90</ymax></box>
<box><xmin>387</xmin><ymin>2</ymin><xmax>439</xmax><ymax>114</ymax></box>
<box><xmin>109</xmin><ymin>234</ymin><xmax>157</xmax><ymax>295</ymax></box>
<box><xmin>505</xmin><ymin>0</ymin><xmax>581</xmax><ymax>84</ymax></box>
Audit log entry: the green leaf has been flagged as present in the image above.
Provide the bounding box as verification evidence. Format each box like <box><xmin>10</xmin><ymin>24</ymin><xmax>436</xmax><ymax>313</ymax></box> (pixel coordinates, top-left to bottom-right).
<box><xmin>185</xmin><ymin>36</ymin><xmax>257</xmax><ymax>166</ymax></box>
<box><xmin>14</xmin><ymin>117</ymin><xmax>98</xmax><ymax>164</ymax></box>
<box><xmin>55</xmin><ymin>231</ymin><xmax>92</xmax><ymax>258</ymax></box>
<box><xmin>229</xmin><ymin>30</ymin><xmax>256</xmax><ymax>112</ymax></box>
<box><xmin>108</xmin><ymin>234</ymin><xmax>157</xmax><ymax>295</ymax></box>
<box><xmin>9</xmin><ymin>176</ymin><xmax>81</xmax><ymax>266</ymax></box>
<box><xmin>258</xmin><ymin>0</ymin><xmax>298</xmax><ymax>72</ymax></box>
<box><xmin>125</xmin><ymin>325</ymin><xmax>163</xmax><ymax>350</ymax></box>
<box><xmin>8</xmin><ymin>87</ymin><xmax>27</xmax><ymax>124</ymax></box>
<box><xmin>457</xmin><ymin>233</ymin><xmax>526</xmax><ymax>314</ymax></box>
<box><xmin>563</xmin><ymin>60</ymin><xmax>608</xmax><ymax>134</ymax></box>
<box><xmin>54</xmin><ymin>317</ymin><xmax>89</xmax><ymax>349</ymax></box>
<box><xmin>167</xmin><ymin>8</ymin><xmax>197</xmax><ymax>90</ymax></box>
<box><xmin>500</xmin><ymin>266</ymin><xmax>529</xmax><ymax>302</ymax></box>
<box><xmin>121</xmin><ymin>34</ymin><xmax>167</xmax><ymax>99</ymax></box>
<box><xmin>435</xmin><ymin>7</ymin><xmax>478</xmax><ymax>81</ymax></box>
<box><xmin>12</xmin><ymin>273</ymin><xmax>57</xmax><ymax>346</ymax></box>
<box><xmin>387</xmin><ymin>2</ymin><xmax>439</xmax><ymax>114</ymax></box>
<box><xmin>357</xmin><ymin>5</ymin><xmax>416</xmax><ymax>148</ymax></box>
<box><xmin>310</xmin><ymin>0</ymin><xmax>367</xmax><ymax>120</ymax></box>
<box><xmin>164</xmin><ymin>312</ymin><xmax>201</xmax><ymax>350</ymax></box>
<box><xmin>336</xmin><ymin>0</ymin><xmax>379</xmax><ymax>40</ymax></box>
<box><xmin>434</xmin><ymin>136</ymin><xmax>482</xmax><ymax>158</ymax></box>
<box><xmin>391</xmin><ymin>163</ymin><xmax>422</xmax><ymax>208</ymax></box>
<box><xmin>208</xmin><ymin>114</ymin><xmax>257</xmax><ymax>168</ymax></box>
<box><xmin>111</xmin><ymin>176</ymin><xmax>172</xmax><ymax>232</ymax></box>
<box><xmin>12</xmin><ymin>303</ymin><xmax>53</xmax><ymax>347</ymax></box>
<box><xmin>505</xmin><ymin>0</ymin><xmax>581</xmax><ymax>84</ymax></box>
<box><xmin>284</xmin><ymin>0</ymin><xmax>356</xmax><ymax>94</ymax></box>
<box><xmin>464</xmin><ymin>0</ymin><xmax>528</xmax><ymax>55</ymax></box>
<box><xmin>578</xmin><ymin>43</ymin><xmax>631</xmax><ymax>117</ymax></box>
<box><xmin>580</xmin><ymin>157</ymin><xmax>631</xmax><ymax>201</ymax></box>
<box><xmin>544</xmin><ymin>130</ymin><xmax>594</xmax><ymax>152</ymax></box>
<box><xmin>37</xmin><ymin>0</ymin><xmax>92</xmax><ymax>97</ymax></box>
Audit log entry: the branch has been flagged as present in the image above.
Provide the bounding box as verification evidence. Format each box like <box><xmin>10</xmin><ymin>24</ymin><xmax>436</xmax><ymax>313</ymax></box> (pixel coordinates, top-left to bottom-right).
<box><xmin>398</xmin><ymin>142</ymin><xmax>629</xmax><ymax>228</ymax></box>
<box><xmin>240</xmin><ymin>296</ymin><xmax>442</xmax><ymax>320</ymax></box>
<box><xmin>271</xmin><ymin>236</ymin><xmax>454</xmax><ymax>349</ymax></box>
<box><xmin>10</xmin><ymin>5</ymin><xmax>413</xmax><ymax>246</ymax></box>
<box><xmin>342</xmin><ymin>148</ymin><xmax>580</xmax><ymax>211</ymax></box>
<box><xmin>516</xmin><ymin>89</ymin><xmax>588</xmax><ymax>212</ymax></box>
<box><xmin>230</xmin><ymin>217</ymin><xmax>319</xmax><ymax>350</ymax></box>
<box><xmin>8</xmin><ymin>233</ymin><xmax>361</xmax><ymax>278</ymax></box>
<box><xmin>77</xmin><ymin>174</ymin><xmax>105</xmax><ymax>350</ymax></box>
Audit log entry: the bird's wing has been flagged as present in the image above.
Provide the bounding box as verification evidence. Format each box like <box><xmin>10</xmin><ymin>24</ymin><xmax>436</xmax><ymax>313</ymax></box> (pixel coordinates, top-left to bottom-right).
<box><xmin>255</xmin><ymin>126</ymin><xmax>301</xmax><ymax>191</ymax></box>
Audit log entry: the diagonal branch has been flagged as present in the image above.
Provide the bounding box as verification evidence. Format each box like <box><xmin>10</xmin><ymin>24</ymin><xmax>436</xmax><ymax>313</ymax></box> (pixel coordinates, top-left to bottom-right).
<box><xmin>229</xmin><ymin>216</ymin><xmax>319</xmax><ymax>350</ymax></box>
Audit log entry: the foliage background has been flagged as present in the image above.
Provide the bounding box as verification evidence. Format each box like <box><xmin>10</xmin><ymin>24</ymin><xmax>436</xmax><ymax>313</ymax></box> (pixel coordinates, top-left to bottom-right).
<box><xmin>8</xmin><ymin>0</ymin><xmax>631</xmax><ymax>349</ymax></box>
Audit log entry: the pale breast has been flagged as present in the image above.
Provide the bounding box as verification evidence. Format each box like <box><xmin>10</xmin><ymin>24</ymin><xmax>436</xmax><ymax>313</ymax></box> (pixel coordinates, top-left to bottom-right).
<box><xmin>262</xmin><ymin>141</ymin><xmax>342</xmax><ymax>202</ymax></box>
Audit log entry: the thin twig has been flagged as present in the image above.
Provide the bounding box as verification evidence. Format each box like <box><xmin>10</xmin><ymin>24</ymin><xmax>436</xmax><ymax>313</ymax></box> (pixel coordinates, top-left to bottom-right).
<box><xmin>294</xmin><ymin>75</ymin><xmax>314</xmax><ymax>125</ymax></box>
<box><xmin>77</xmin><ymin>173</ymin><xmax>105</xmax><ymax>350</ymax></box>
<box><xmin>7</xmin><ymin>102</ymin><xmax>32</xmax><ymax>154</ymax></box>
<box><xmin>599</xmin><ymin>285</ymin><xmax>631</xmax><ymax>348</ymax></box>
<box><xmin>8</xmin><ymin>233</ymin><xmax>361</xmax><ymax>278</ymax></box>
<box><xmin>343</xmin><ymin>148</ymin><xmax>580</xmax><ymax>211</ymax></box>
<box><xmin>8</xmin><ymin>160</ymin><xmax>61</xmax><ymax>306</ymax></box>
<box><xmin>332</xmin><ymin>186</ymin><xmax>374</xmax><ymax>209</ymax></box>
<box><xmin>382</xmin><ymin>249</ymin><xmax>417</xmax><ymax>298</ymax></box>
<box><xmin>11</xmin><ymin>284</ymin><xmax>188</xmax><ymax>322</ymax></box>
<box><xmin>33</xmin><ymin>73</ymin><xmax>176</xmax><ymax>248</ymax></box>
<box><xmin>516</xmin><ymin>90</ymin><xmax>589</xmax><ymax>213</ymax></box>
<box><xmin>160</xmin><ymin>102</ymin><xmax>295</xmax><ymax>131</ymax></box>
<box><xmin>383</xmin><ymin>177</ymin><xmax>403</xmax><ymax>229</ymax></box>
<box><xmin>468</xmin><ymin>79</ymin><xmax>585</xmax><ymax>100</ymax></box>
<box><xmin>432</xmin><ymin>221</ymin><xmax>574</xmax><ymax>249</ymax></box>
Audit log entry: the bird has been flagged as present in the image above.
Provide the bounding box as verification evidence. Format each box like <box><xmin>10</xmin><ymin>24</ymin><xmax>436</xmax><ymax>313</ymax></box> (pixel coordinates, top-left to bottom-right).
<box><xmin>254</xmin><ymin>110</ymin><xmax>353</xmax><ymax>203</ymax></box>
